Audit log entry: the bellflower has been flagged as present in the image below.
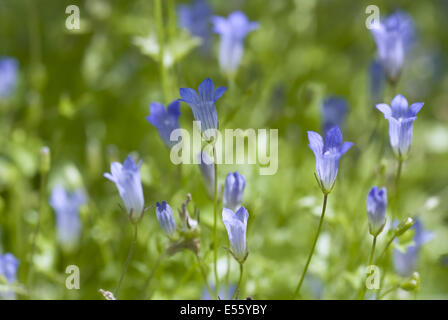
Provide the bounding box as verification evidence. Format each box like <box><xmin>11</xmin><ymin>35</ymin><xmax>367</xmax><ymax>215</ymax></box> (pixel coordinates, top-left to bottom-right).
<box><xmin>179</xmin><ymin>78</ymin><xmax>226</xmax><ymax>138</ymax></box>
<box><xmin>198</xmin><ymin>151</ymin><xmax>215</xmax><ymax>198</ymax></box>
<box><xmin>222</xmin><ymin>207</ymin><xmax>249</xmax><ymax>263</ymax></box>
<box><xmin>155</xmin><ymin>201</ymin><xmax>176</xmax><ymax>236</ymax></box>
<box><xmin>178</xmin><ymin>0</ymin><xmax>212</xmax><ymax>49</ymax></box>
<box><xmin>322</xmin><ymin>97</ymin><xmax>348</xmax><ymax>135</ymax></box>
<box><xmin>376</xmin><ymin>94</ymin><xmax>424</xmax><ymax>159</ymax></box>
<box><xmin>366</xmin><ymin>186</ymin><xmax>387</xmax><ymax>236</ymax></box>
<box><xmin>104</xmin><ymin>155</ymin><xmax>145</xmax><ymax>222</ymax></box>
<box><xmin>393</xmin><ymin>219</ymin><xmax>433</xmax><ymax>277</ymax></box>
<box><xmin>223</xmin><ymin>171</ymin><xmax>246</xmax><ymax>212</ymax></box>
<box><xmin>212</xmin><ymin>11</ymin><xmax>259</xmax><ymax>75</ymax></box>
<box><xmin>307</xmin><ymin>126</ymin><xmax>353</xmax><ymax>194</ymax></box>
<box><xmin>369</xmin><ymin>60</ymin><xmax>385</xmax><ymax>104</ymax></box>
<box><xmin>370</xmin><ymin>11</ymin><xmax>415</xmax><ymax>84</ymax></box>
<box><xmin>146</xmin><ymin>100</ymin><xmax>181</xmax><ymax>148</ymax></box>
<box><xmin>0</xmin><ymin>57</ymin><xmax>18</xmax><ymax>98</ymax></box>
<box><xmin>49</xmin><ymin>185</ymin><xmax>86</xmax><ymax>248</ymax></box>
<box><xmin>0</xmin><ymin>253</ymin><xmax>19</xmax><ymax>299</ymax></box>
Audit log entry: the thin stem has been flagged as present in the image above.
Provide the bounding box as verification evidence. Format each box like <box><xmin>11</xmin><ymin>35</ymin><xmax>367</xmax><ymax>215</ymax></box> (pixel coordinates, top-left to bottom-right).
<box><xmin>232</xmin><ymin>263</ymin><xmax>244</xmax><ymax>300</ymax></box>
<box><xmin>394</xmin><ymin>159</ymin><xmax>403</xmax><ymax>200</ymax></box>
<box><xmin>141</xmin><ymin>249</ymin><xmax>165</xmax><ymax>299</ymax></box>
<box><xmin>195</xmin><ymin>253</ymin><xmax>216</xmax><ymax>300</ymax></box>
<box><xmin>359</xmin><ymin>235</ymin><xmax>377</xmax><ymax>300</ymax></box>
<box><xmin>115</xmin><ymin>223</ymin><xmax>138</xmax><ymax>297</ymax></box>
<box><xmin>154</xmin><ymin>0</ymin><xmax>170</xmax><ymax>102</ymax></box>
<box><xmin>293</xmin><ymin>193</ymin><xmax>328</xmax><ymax>299</ymax></box>
<box><xmin>212</xmin><ymin>144</ymin><xmax>219</xmax><ymax>294</ymax></box>
<box><xmin>379</xmin><ymin>284</ymin><xmax>399</xmax><ymax>299</ymax></box>
<box><xmin>377</xmin><ymin>235</ymin><xmax>395</xmax><ymax>264</ymax></box>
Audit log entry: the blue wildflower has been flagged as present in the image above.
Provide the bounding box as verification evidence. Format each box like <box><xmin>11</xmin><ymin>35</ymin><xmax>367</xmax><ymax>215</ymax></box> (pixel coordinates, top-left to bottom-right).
<box><xmin>155</xmin><ymin>201</ymin><xmax>177</xmax><ymax>236</ymax></box>
<box><xmin>179</xmin><ymin>78</ymin><xmax>226</xmax><ymax>138</ymax></box>
<box><xmin>369</xmin><ymin>60</ymin><xmax>385</xmax><ymax>104</ymax></box>
<box><xmin>307</xmin><ymin>126</ymin><xmax>353</xmax><ymax>194</ymax></box>
<box><xmin>0</xmin><ymin>57</ymin><xmax>18</xmax><ymax>98</ymax></box>
<box><xmin>49</xmin><ymin>185</ymin><xmax>86</xmax><ymax>248</ymax></box>
<box><xmin>104</xmin><ymin>155</ymin><xmax>145</xmax><ymax>222</ymax></box>
<box><xmin>376</xmin><ymin>94</ymin><xmax>423</xmax><ymax>159</ymax></box>
<box><xmin>146</xmin><ymin>100</ymin><xmax>181</xmax><ymax>148</ymax></box>
<box><xmin>212</xmin><ymin>11</ymin><xmax>259</xmax><ymax>75</ymax></box>
<box><xmin>370</xmin><ymin>11</ymin><xmax>415</xmax><ymax>84</ymax></box>
<box><xmin>223</xmin><ymin>171</ymin><xmax>246</xmax><ymax>212</ymax></box>
<box><xmin>393</xmin><ymin>219</ymin><xmax>433</xmax><ymax>277</ymax></box>
<box><xmin>366</xmin><ymin>186</ymin><xmax>387</xmax><ymax>236</ymax></box>
<box><xmin>322</xmin><ymin>97</ymin><xmax>348</xmax><ymax>135</ymax></box>
<box><xmin>198</xmin><ymin>151</ymin><xmax>215</xmax><ymax>198</ymax></box>
<box><xmin>222</xmin><ymin>206</ymin><xmax>249</xmax><ymax>262</ymax></box>
<box><xmin>178</xmin><ymin>0</ymin><xmax>212</xmax><ymax>50</ymax></box>
<box><xmin>0</xmin><ymin>253</ymin><xmax>19</xmax><ymax>299</ymax></box>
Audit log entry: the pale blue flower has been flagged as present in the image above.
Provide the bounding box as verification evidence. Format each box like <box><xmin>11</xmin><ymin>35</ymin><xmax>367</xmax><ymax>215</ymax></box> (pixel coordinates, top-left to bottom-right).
<box><xmin>0</xmin><ymin>57</ymin><xmax>18</xmax><ymax>98</ymax></box>
<box><xmin>212</xmin><ymin>11</ymin><xmax>258</xmax><ymax>75</ymax></box>
<box><xmin>104</xmin><ymin>155</ymin><xmax>145</xmax><ymax>222</ymax></box>
<box><xmin>369</xmin><ymin>60</ymin><xmax>385</xmax><ymax>104</ymax></box>
<box><xmin>370</xmin><ymin>11</ymin><xmax>415</xmax><ymax>84</ymax></box>
<box><xmin>322</xmin><ymin>97</ymin><xmax>348</xmax><ymax>135</ymax></box>
<box><xmin>146</xmin><ymin>100</ymin><xmax>181</xmax><ymax>148</ymax></box>
<box><xmin>50</xmin><ymin>185</ymin><xmax>86</xmax><ymax>248</ymax></box>
<box><xmin>366</xmin><ymin>186</ymin><xmax>387</xmax><ymax>236</ymax></box>
<box><xmin>307</xmin><ymin>127</ymin><xmax>353</xmax><ymax>193</ymax></box>
<box><xmin>0</xmin><ymin>253</ymin><xmax>19</xmax><ymax>300</ymax></box>
<box><xmin>223</xmin><ymin>171</ymin><xmax>246</xmax><ymax>212</ymax></box>
<box><xmin>178</xmin><ymin>0</ymin><xmax>212</xmax><ymax>50</ymax></box>
<box><xmin>155</xmin><ymin>201</ymin><xmax>176</xmax><ymax>236</ymax></box>
<box><xmin>222</xmin><ymin>206</ymin><xmax>249</xmax><ymax>262</ymax></box>
<box><xmin>376</xmin><ymin>94</ymin><xmax>423</xmax><ymax>159</ymax></box>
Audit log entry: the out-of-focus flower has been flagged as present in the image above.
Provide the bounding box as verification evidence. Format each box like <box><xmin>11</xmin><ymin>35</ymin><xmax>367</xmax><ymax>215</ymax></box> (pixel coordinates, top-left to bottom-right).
<box><xmin>369</xmin><ymin>60</ymin><xmax>385</xmax><ymax>104</ymax></box>
<box><xmin>321</xmin><ymin>97</ymin><xmax>348</xmax><ymax>135</ymax></box>
<box><xmin>222</xmin><ymin>207</ymin><xmax>249</xmax><ymax>263</ymax></box>
<box><xmin>155</xmin><ymin>201</ymin><xmax>177</xmax><ymax>236</ymax></box>
<box><xmin>0</xmin><ymin>253</ymin><xmax>19</xmax><ymax>300</ymax></box>
<box><xmin>223</xmin><ymin>171</ymin><xmax>246</xmax><ymax>212</ymax></box>
<box><xmin>370</xmin><ymin>11</ymin><xmax>415</xmax><ymax>84</ymax></box>
<box><xmin>393</xmin><ymin>219</ymin><xmax>433</xmax><ymax>277</ymax></box>
<box><xmin>179</xmin><ymin>78</ymin><xmax>226</xmax><ymax>138</ymax></box>
<box><xmin>307</xmin><ymin>127</ymin><xmax>353</xmax><ymax>194</ymax></box>
<box><xmin>376</xmin><ymin>94</ymin><xmax>423</xmax><ymax>159</ymax></box>
<box><xmin>50</xmin><ymin>185</ymin><xmax>86</xmax><ymax>248</ymax></box>
<box><xmin>198</xmin><ymin>151</ymin><xmax>215</xmax><ymax>198</ymax></box>
<box><xmin>104</xmin><ymin>155</ymin><xmax>145</xmax><ymax>222</ymax></box>
<box><xmin>366</xmin><ymin>186</ymin><xmax>387</xmax><ymax>236</ymax></box>
<box><xmin>178</xmin><ymin>0</ymin><xmax>212</xmax><ymax>50</ymax></box>
<box><xmin>202</xmin><ymin>284</ymin><xmax>236</xmax><ymax>300</ymax></box>
<box><xmin>212</xmin><ymin>11</ymin><xmax>258</xmax><ymax>75</ymax></box>
<box><xmin>146</xmin><ymin>100</ymin><xmax>181</xmax><ymax>148</ymax></box>
<box><xmin>0</xmin><ymin>57</ymin><xmax>18</xmax><ymax>98</ymax></box>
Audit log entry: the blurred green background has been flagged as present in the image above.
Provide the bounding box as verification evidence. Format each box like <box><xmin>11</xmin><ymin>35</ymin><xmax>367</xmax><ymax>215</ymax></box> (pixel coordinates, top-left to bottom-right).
<box><xmin>0</xmin><ymin>0</ymin><xmax>447</xmax><ymax>299</ymax></box>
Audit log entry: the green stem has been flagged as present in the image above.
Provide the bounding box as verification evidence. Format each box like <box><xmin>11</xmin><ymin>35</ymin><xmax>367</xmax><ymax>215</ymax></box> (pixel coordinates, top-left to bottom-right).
<box><xmin>141</xmin><ymin>249</ymin><xmax>165</xmax><ymax>299</ymax></box>
<box><xmin>154</xmin><ymin>0</ymin><xmax>170</xmax><ymax>102</ymax></box>
<box><xmin>195</xmin><ymin>253</ymin><xmax>216</xmax><ymax>300</ymax></box>
<box><xmin>212</xmin><ymin>144</ymin><xmax>219</xmax><ymax>295</ymax></box>
<box><xmin>115</xmin><ymin>223</ymin><xmax>138</xmax><ymax>297</ymax></box>
<box><xmin>293</xmin><ymin>193</ymin><xmax>328</xmax><ymax>299</ymax></box>
<box><xmin>379</xmin><ymin>284</ymin><xmax>399</xmax><ymax>299</ymax></box>
<box><xmin>232</xmin><ymin>263</ymin><xmax>244</xmax><ymax>300</ymax></box>
<box><xmin>359</xmin><ymin>235</ymin><xmax>377</xmax><ymax>300</ymax></box>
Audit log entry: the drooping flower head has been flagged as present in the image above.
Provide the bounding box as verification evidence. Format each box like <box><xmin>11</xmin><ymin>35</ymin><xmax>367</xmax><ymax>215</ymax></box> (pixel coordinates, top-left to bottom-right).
<box><xmin>155</xmin><ymin>201</ymin><xmax>177</xmax><ymax>236</ymax></box>
<box><xmin>179</xmin><ymin>78</ymin><xmax>226</xmax><ymax>139</ymax></box>
<box><xmin>0</xmin><ymin>253</ymin><xmax>19</xmax><ymax>299</ymax></box>
<box><xmin>366</xmin><ymin>186</ymin><xmax>387</xmax><ymax>236</ymax></box>
<box><xmin>0</xmin><ymin>57</ymin><xmax>18</xmax><ymax>98</ymax></box>
<box><xmin>370</xmin><ymin>11</ymin><xmax>415</xmax><ymax>84</ymax></box>
<box><xmin>393</xmin><ymin>219</ymin><xmax>433</xmax><ymax>277</ymax></box>
<box><xmin>307</xmin><ymin>126</ymin><xmax>353</xmax><ymax>194</ymax></box>
<box><xmin>369</xmin><ymin>60</ymin><xmax>385</xmax><ymax>105</ymax></box>
<box><xmin>322</xmin><ymin>97</ymin><xmax>348</xmax><ymax>135</ymax></box>
<box><xmin>146</xmin><ymin>100</ymin><xmax>181</xmax><ymax>148</ymax></box>
<box><xmin>376</xmin><ymin>94</ymin><xmax>423</xmax><ymax>160</ymax></box>
<box><xmin>104</xmin><ymin>155</ymin><xmax>145</xmax><ymax>222</ymax></box>
<box><xmin>198</xmin><ymin>151</ymin><xmax>215</xmax><ymax>198</ymax></box>
<box><xmin>178</xmin><ymin>0</ymin><xmax>212</xmax><ymax>50</ymax></box>
<box><xmin>222</xmin><ymin>207</ymin><xmax>249</xmax><ymax>263</ymax></box>
<box><xmin>49</xmin><ymin>185</ymin><xmax>86</xmax><ymax>249</ymax></box>
<box><xmin>223</xmin><ymin>171</ymin><xmax>246</xmax><ymax>212</ymax></box>
<box><xmin>212</xmin><ymin>11</ymin><xmax>259</xmax><ymax>75</ymax></box>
